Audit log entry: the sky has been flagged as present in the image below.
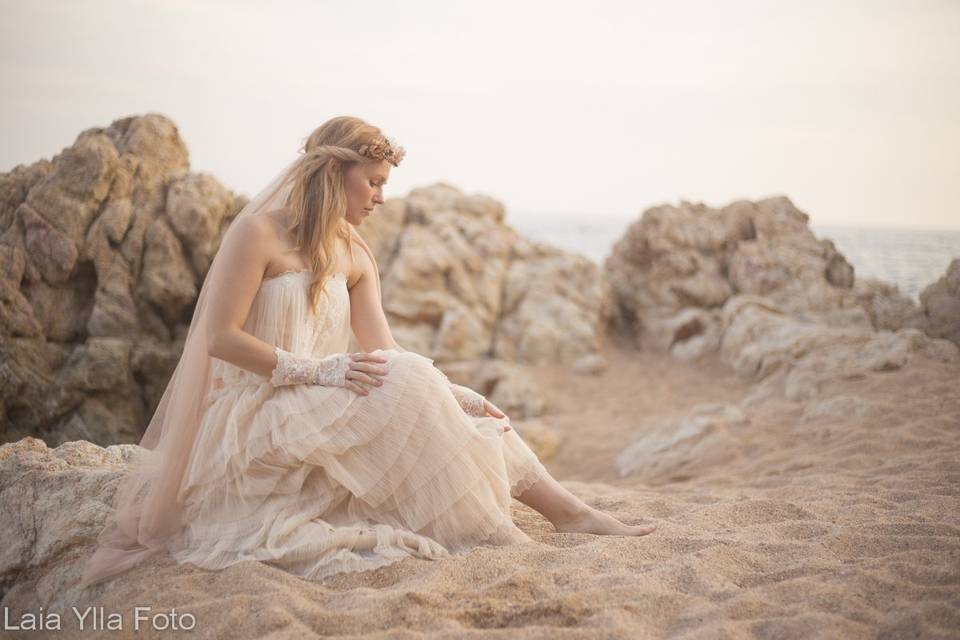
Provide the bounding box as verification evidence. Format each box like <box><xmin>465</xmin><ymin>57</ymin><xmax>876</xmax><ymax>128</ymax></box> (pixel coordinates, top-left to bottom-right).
<box><xmin>1</xmin><ymin>0</ymin><xmax>958</xmax><ymax>230</ymax></box>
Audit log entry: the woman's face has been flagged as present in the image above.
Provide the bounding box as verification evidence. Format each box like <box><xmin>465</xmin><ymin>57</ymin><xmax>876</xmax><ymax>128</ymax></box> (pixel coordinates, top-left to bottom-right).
<box><xmin>342</xmin><ymin>159</ymin><xmax>391</xmax><ymax>225</ymax></box>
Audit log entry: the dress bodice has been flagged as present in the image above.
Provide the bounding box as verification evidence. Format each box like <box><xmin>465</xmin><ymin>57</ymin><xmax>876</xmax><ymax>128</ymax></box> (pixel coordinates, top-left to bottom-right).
<box><xmin>210</xmin><ymin>271</ymin><xmax>352</xmax><ymax>394</ymax></box>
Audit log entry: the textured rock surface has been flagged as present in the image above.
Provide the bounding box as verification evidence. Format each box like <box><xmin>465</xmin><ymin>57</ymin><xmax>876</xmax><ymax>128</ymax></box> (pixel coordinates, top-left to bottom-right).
<box><xmin>2</xmin><ymin>119</ymin><xmax>609</xmax><ymax>447</ymax></box>
<box><xmin>718</xmin><ymin>294</ymin><xmax>958</xmax><ymax>387</ymax></box>
<box><xmin>0</xmin><ymin>114</ymin><xmax>245</xmax><ymax>447</ymax></box>
<box><xmin>614</xmin><ymin>291</ymin><xmax>958</xmax><ymax>489</ymax></box>
<box><xmin>0</xmin><ymin>437</ymin><xmax>136</xmax><ymax>610</ymax></box>
<box><xmin>603</xmin><ymin>196</ymin><xmax>938</xmax><ymax>357</ymax></box>
<box><xmin>917</xmin><ymin>257</ymin><xmax>960</xmax><ymax>347</ymax></box>
<box><xmin>352</xmin><ymin>183</ymin><xmax>611</xmax><ymax>366</ymax></box>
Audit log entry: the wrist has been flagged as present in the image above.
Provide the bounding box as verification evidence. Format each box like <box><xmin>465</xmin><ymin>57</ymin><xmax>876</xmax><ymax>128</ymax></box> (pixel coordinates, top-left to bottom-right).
<box><xmin>270</xmin><ymin>348</ymin><xmax>349</xmax><ymax>387</ymax></box>
<box><xmin>450</xmin><ymin>383</ymin><xmax>487</xmax><ymax>416</ymax></box>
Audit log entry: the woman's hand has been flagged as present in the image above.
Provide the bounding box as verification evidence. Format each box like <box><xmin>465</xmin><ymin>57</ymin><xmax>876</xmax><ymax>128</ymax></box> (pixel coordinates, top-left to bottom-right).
<box><xmin>441</xmin><ymin>377</ymin><xmax>513</xmax><ymax>433</ymax></box>
<box><xmin>482</xmin><ymin>399</ymin><xmax>512</xmax><ymax>431</ymax></box>
<box><xmin>269</xmin><ymin>349</ymin><xmax>388</xmax><ymax>395</ymax></box>
<box><xmin>342</xmin><ymin>352</ymin><xmax>389</xmax><ymax>396</ymax></box>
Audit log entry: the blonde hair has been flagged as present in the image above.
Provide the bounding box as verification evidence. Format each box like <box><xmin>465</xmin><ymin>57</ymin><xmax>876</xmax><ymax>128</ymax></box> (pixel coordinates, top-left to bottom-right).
<box><xmin>282</xmin><ymin>116</ymin><xmax>404</xmax><ymax>311</ymax></box>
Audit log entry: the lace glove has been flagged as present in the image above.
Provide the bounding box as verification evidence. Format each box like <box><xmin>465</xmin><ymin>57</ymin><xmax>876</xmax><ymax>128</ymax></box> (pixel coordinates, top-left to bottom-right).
<box><xmin>269</xmin><ymin>346</ymin><xmax>350</xmax><ymax>387</ymax></box>
<box><xmin>449</xmin><ymin>383</ymin><xmax>489</xmax><ymax>417</ymax></box>
<box><xmin>435</xmin><ymin>369</ymin><xmax>496</xmax><ymax>417</ymax></box>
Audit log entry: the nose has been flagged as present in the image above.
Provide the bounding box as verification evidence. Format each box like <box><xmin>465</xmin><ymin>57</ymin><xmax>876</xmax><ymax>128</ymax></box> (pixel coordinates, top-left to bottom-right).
<box><xmin>373</xmin><ymin>193</ymin><xmax>384</xmax><ymax>205</ymax></box>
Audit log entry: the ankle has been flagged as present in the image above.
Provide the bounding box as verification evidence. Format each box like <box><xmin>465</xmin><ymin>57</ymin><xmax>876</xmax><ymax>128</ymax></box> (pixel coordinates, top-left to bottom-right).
<box><xmin>550</xmin><ymin>502</ymin><xmax>592</xmax><ymax>526</ymax></box>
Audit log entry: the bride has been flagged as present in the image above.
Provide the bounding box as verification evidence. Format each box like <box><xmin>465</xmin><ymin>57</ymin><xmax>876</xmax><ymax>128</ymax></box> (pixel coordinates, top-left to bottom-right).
<box><xmin>80</xmin><ymin>116</ymin><xmax>655</xmax><ymax>589</ymax></box>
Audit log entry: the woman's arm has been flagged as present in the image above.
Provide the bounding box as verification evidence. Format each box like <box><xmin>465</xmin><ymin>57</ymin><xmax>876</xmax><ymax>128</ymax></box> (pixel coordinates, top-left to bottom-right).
<box><xmin>205</xmin><ymin>215</ymin><xmax>284</xmax><ymax>377</ymax></box>
<box><xmin>345</xmin><ymin>230</ymin><xmax>506</xmax><ymax>422</ymax></box>
<box><xmin>347</xmin><ymin>230</ymin><xmax>403</xmax><ymax>353</ymax></box>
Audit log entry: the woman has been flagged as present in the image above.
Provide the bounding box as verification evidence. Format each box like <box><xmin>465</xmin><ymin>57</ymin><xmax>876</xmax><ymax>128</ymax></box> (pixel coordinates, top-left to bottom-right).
<box><xmin>80</xmin><ymin>116</ymin><xmax>655</xmax><ymax>589</ymax></box>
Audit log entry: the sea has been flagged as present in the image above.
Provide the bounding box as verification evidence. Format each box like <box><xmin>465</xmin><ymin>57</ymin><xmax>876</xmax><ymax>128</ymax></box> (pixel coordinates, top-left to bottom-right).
<box><xmin>507</xmin><ymin>213</ymin><xmax>960</xmax><ymax>302</ymax></box>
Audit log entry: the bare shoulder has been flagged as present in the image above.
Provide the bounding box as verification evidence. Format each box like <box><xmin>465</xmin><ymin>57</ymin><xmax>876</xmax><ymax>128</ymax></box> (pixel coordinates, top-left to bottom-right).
<box><xmin>347</xmin><ymin>226</ymin><xmax>374</xmax><ymax>258</ymax></box>
<box><xmin>229</xmin><ymin>213</ymin><xmax>280</xmax><ymax>245</ymax></box>
<box><xmin>220</xmin><ymin>213</ymin><xmax>290</xmax><ymax>275</ymax></box>
<box><xmin>345</xmin><ymin>228</ymin><xmax>379</xmax><ymax>289</ymax></box>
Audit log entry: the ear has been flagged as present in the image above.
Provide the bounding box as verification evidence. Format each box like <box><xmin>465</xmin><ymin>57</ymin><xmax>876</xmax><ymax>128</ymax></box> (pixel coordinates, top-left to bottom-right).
<box><xmin>326</xmin><ymin>158</ymin><xmax>341</xmax><ymax>176</ymax></box>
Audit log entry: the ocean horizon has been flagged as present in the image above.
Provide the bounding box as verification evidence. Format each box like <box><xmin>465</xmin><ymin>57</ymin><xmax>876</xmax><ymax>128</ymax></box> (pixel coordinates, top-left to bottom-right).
<box><xmin>506</xmin><ymin>212</ymin><xmax>960</xmax><ymax>302</ymax></box>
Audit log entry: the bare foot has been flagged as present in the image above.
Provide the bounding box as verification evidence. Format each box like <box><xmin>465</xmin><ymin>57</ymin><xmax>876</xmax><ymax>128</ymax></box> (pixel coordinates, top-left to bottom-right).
<box><xmin>552</xmin><ymin>506</ymin><xmax>657</xmax><ymax>536</ymax></box>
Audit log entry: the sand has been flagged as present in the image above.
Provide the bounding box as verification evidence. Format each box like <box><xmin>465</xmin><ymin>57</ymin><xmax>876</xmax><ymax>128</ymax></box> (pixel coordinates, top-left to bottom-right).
<box><xmin>38</xmin><ymin>342</ymin><xmax>960</xmax><ymax>639</ymax></box>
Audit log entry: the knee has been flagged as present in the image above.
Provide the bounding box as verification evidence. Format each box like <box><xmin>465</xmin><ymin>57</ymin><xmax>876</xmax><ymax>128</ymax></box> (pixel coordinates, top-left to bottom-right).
<box><xmin>374</xmin><ymin>350</ymin><xmax>441</xmax><ymax>380</ymax></box>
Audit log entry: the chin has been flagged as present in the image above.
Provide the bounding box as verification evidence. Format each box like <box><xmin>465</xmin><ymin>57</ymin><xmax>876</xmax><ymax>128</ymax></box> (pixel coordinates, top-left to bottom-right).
<box><xmin>349</xmin><ymin>210</ymin><xmax>373</xmax><ymax>225</ymax></box>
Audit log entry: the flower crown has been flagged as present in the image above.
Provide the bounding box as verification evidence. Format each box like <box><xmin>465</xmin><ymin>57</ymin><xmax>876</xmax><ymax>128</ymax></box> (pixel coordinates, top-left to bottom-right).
<box><xmin>357</xmin><ymin>136</ymin><xmax>406</xmax><ymax>166</ymax></box>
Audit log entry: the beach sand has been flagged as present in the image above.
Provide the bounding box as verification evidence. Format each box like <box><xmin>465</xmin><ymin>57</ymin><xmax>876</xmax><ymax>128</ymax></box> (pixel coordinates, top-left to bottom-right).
<box><xmin>44</xmin><ymin>341</ymin><xmax>959</xmax><ymax>639</ymax></box>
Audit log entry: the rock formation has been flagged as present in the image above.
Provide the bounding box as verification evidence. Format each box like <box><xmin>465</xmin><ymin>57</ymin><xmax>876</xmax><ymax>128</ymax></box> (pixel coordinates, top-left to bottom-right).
<box><xmin>0</xmin><ymin>114</ymin><xmax>245</xmax><ymax>448</ymax></box>
<box><xmin>916</xmin><ymin>257</ymin><xmax>960</xmax><ymax>346</ymax></box>
<box><xmin>1</xmin><ymin>115</ymin><xmax>605</xmax><ymax>447</ymax></box>
<box><xmin>614</xmin><ymin>291</ymin><xmax>959</xmax><ymax>484</ymax></box>
<box><xmin>603</xmin><ymin>196</ymin><xmax>949</xmax><ymax>359</ymax></box>
<box><xmin>607</xmin><ymin>198</ymin><xmax>958</xmax><ymax>485</ymax></box>
<box><xmin>350</xmin><ymin>183</ymin><xmax>612</xmax><ymax>366</ymax></box>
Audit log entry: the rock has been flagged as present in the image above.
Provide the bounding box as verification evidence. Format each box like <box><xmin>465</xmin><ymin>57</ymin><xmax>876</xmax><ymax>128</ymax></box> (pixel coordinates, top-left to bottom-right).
<box><xmin>0</xmin><ymin>278</ymin><xmax>42</xmax><ymax>337</ymax></box>
<box><xmin>353</xmin><ymin>197</ymin><xmax>405</xmax><ymax>269</ymax></box>
<box><xmin>852</xmin><ymin>277</ymin><xmax>925</xmax><ymax>332</ymax></box>
<box><xmin>495</xmin><ymin>236</ymin><xmax>610</xmax><ymax>364</ymax></box>
<box><xmin>22</xmin><ymin>132</ymin><xmax>118</xmax><ymax>266</ymax></box>
<box><xmin>509</xmin><ymin>418</ymin><xmax>562</xmax><ymax>460</ymax></box>
<box><xmin>797</xmin><ymin>306</ymin><xmax>875</xmax><ymax>332</ymax></box>
<box><xmin>0</xmin><ymin>114</ymin><xmax>245</xmax><ymax>445</ymax></box>
<box><xmin>572</xmin><ymin>353</ymin><xmax>607</xmax><ymax>375</ymax></box>
<box><xmin>1</xmin><ymin>117</ymin><xmax>613</xmax><ymax>445</ymax></box>
<box><xmin>0</xmin><ymin>437</ymin><xmax>137</xmax><ymax>611</ymax></box>
<box><xmin>641</xmin><ymin>307</ymin><xmax>724</xmax><ymax>362</ymax></box>
<box><xmin>165</xmin><ymin>172</ymin><xmax>238</xmax><ymax>274</ymax></box>
<box><xmin>364</xmin><ymin>183</ymin><xmax>609</xmax><ymax>366</ymax></box>
<box><xmin>138</xmin><ymin>217</ymin><xmax>198</xmax><ymax>326</ymax></box>
<box><xmin>719</xmin><ymin>294</ymin><xmax>869</xmax><ymax>380</ymax></box>
<box><xmin>917</xmin><ymin>258</ymin><xmax>960</xmax><ymax>347</ymax></box>
<box><xmin>21</xmin><ymin>264</ymin><xmax>97</xmax><ymax>342</ymax></box>
<box><xmin>0</xmin><ymin>337</ymin><xmax>79</xmax><ymax>436</ymax></box>
<box><xmin>19</xmin><ymin>202</ymin><xmax>81</xmax><ymax>284</ymax></box>
<box><xmin>720</xmin><ymin>294</ymin><xmax>958</xmax><ymax>409</ymax></box>
<box><xmin>722</xmin><ymin>294</ymin><xmax>958</xmax><ymax>380</ymax></box>
<box><xmin>0</xmin><ymin>159</ymin><xmax>53</xmax><ymax>232</ymax></box>
<box><xmin>615</xmin><ymin>403</ymin><xmax>749</xmax><ymax>484</ymax></box>
<box><xmin>58</xmin><ymin>337</ymin><xmax>133</xmax><ymax>392</ymax></box>
<box><xmin>436</xmin><ymin>358</ymin><xmax>546</xmax><ymax>420</ymax></box>
<box><xmin>603</xmin><ymin>196</ymin><xmax>922</xmax><ymax>357</ymax></box>
<box><xmin>859</xmin><ymin>328</ymin><xmax>959</xmax><ymax>370</ymax></box>
<box><xmin>380</xmin><ymin>220</ymin><xmax>503</xmax><ymax>360</ymax></box>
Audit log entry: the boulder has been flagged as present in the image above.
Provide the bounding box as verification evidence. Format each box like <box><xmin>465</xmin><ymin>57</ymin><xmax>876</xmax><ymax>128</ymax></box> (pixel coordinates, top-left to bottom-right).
<box><xmin>603</xmin><ymin>196</ymin><xmax>927</xmax><ymax>356</ymax></box>
<box><xmin>917</xmin><ymin>258</ymin><xmax>960</xmax><ymax>347</ymax></box>
<box><xmin>3</xmin><ymin>118</ymin><xmax>608</xmax><ymax>446</ymax></box>
<box><xmin>359</xmin><ymin>183</ymin><xmax>611</xmax><ymax>366</ymax></box>
<box><xmin>616</xmin><ymin>403</ymin><xmax>749</xmax><ymax>484</ymax></box>
<box><xmin>0</xmin><ymin>114</ymin><xmax>244</xmax><ymax>445</ymax></box>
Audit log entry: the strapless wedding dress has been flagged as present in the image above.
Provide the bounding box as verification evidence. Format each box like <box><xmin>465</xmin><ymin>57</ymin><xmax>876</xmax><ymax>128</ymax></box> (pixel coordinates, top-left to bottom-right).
<box><xmin>169</xmin><ymin>269</ymin><xmax>549</xmax><ymax>580</ymax></box>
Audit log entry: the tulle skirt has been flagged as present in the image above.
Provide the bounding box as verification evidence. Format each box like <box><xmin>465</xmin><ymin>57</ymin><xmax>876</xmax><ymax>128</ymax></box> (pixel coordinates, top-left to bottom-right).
<box><xmin>168</xmin><ymin>349</ymin><xmax>549</xmax><ymax>580</ymax></box>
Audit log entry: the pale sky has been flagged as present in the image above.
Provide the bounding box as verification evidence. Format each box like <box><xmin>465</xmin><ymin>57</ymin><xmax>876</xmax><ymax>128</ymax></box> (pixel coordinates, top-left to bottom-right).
<box><xmin>1</xmin><ymin>0</ymin><xmax>958</xmax><ymax>230</ymax></box>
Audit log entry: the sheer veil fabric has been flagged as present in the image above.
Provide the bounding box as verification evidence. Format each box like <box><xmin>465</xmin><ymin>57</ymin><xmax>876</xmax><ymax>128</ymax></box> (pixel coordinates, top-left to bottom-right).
<box><xmin>79</xmin><ymin>156</ymin><xmax>305</xmax><ymax>588</ymax></box>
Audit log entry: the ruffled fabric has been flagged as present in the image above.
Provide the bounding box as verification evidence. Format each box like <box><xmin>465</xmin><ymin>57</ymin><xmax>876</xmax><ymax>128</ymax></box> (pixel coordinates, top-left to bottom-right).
<box><xmin>166</xmin><ymin>271</ymin><xmax>549</xmax><ymax>581</ymax></box>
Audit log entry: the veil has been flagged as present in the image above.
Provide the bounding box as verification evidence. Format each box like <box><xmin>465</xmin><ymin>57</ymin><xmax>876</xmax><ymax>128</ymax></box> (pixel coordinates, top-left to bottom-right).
<box><xmin>79</xmin><ymin>152</ymin><xmax>309</xmax><ymax>589</ymax></box>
